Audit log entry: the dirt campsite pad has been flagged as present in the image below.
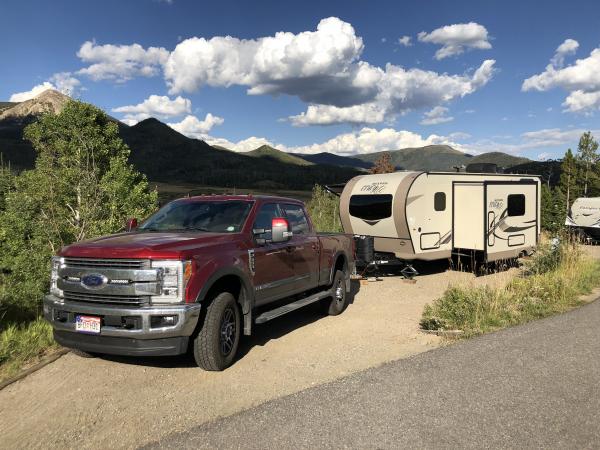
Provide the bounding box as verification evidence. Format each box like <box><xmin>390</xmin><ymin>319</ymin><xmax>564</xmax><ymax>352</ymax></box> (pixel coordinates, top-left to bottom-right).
<box><xmin>0</xmin><ymin>265</ymin><xmax>523</xmax><ymax>449</ymax></box>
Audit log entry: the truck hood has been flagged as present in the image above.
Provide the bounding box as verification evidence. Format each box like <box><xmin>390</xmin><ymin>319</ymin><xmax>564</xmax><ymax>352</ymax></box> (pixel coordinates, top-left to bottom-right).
<box><xmin>60</xmin><ymin>231</ymin><xmax>240</xmax><ymax>259</ymax></box>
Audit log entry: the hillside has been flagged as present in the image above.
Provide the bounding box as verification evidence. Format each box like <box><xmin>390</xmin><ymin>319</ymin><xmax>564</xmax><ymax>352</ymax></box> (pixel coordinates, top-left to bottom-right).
<box><xmin>0</xmin><ymin>90</ymin><xmax>533</xmax><ymax>190</ymax></box>
<box><xmin>0</xmin><ymin>92</ymin><xmax>360</xmax><ymax>189</ymax></box>
<box><xmin>246</xmin><ymin>145</ymin><xmax>313</xmax><ymax>166</ymax></box>
<box><xmin>357</xmin><ymin>145</ymin><xmax>466</xmax><ymax>171</ymax></box>
<box><xmin>469</xmin><ymin>152</ymin><xmax>530</xmax><ymax>168</ymax></box>
<box><xmin>119</xmin><ymin>119</ymin><xmax>358</xmax><ymax>189</ymax></box>
<box><xmin>356</xmin><ymin>145</ymin><xmax>530</xmax><ymax>171</ymax></box>
<box><xmin>291</xmin><ymin>152</ymin><xmax>372</xmax><ymax>170</ymax></box>
<box><xmin>0</xmin><ymin>90</ymin><xmax>69</xmax><ymax>123</ymax></box>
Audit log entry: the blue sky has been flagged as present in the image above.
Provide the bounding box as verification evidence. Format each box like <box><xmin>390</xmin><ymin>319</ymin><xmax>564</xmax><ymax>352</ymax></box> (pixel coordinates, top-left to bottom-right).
<box><xmin>2</xmin><ymin>0</ymin><xmax>599</xmax><ymax>159</ymax></box>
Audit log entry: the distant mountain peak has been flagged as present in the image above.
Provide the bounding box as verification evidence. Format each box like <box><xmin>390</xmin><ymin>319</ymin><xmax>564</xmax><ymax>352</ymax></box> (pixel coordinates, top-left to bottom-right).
<box><xmin>0</xmin><ymin>89</ymin><xmax>70</xmax><ymax>122</ymax></box>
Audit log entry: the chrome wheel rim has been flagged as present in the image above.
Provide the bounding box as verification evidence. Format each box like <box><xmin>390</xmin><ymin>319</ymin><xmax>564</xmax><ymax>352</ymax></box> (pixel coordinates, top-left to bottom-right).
<box><xmin>335</xmin><ymin>279</ymin><xmax>345</xmax><ymax>304</ymax></box>
<box><xmin>220</xmin><ymin>307</ymin><xmax>236</xmax><ymax>356</ymax></box>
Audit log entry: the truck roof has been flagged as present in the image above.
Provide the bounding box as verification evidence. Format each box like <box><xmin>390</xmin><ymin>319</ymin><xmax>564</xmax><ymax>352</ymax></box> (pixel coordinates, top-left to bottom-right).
<box><xmin>181</xmin><ymin>194</ymin><xmax>305</xmax><ymax>205</ymax></box>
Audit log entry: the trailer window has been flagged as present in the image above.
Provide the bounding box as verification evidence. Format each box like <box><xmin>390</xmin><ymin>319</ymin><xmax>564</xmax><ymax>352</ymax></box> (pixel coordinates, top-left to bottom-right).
<box><xmin>349</xmin><ymin>195</ymin><xmax>393</xmax><ymax>221</ymax></box>
<box><xmin>434</xmin><ymin>192</ymin><xmax>446</xmax><ymax>211</ymax></box>
<box><xmin>507</xmin><ymin>194</ymin><xmax>525</xmax><ymax>216</ymax></box>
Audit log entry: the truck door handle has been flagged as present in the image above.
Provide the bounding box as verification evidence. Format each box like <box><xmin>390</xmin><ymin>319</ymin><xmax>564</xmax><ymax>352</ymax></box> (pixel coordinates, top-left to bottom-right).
<box><xmin>311</xmin><ymin>243</ymin><xmax>319</xmax><ymax>251</ymax></box>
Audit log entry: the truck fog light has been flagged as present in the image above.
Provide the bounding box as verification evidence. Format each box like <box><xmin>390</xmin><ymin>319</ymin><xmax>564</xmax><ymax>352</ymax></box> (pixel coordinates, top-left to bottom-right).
<box><xmin>150</xmin><ymin>315</ymin><xmax>178</xmax><ymax>328</ymax></box>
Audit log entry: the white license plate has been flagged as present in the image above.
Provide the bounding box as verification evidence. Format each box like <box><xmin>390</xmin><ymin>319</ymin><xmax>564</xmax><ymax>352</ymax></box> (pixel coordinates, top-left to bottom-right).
<box><xmin>75</xmin><ymin>315</ymin><xmax>101</xmax><ymax>334</ymax></box>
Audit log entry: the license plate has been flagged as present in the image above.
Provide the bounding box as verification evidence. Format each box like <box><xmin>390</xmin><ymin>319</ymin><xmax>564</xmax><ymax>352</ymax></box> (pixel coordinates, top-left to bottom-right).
<box><xmin>75</xmin><ymin>315</ymin><xmax>101</xmax><ymax>334</ymax></box>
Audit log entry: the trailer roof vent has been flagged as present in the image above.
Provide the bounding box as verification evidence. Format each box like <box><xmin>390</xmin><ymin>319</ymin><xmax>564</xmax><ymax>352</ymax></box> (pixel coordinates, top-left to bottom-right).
<box><xmin>466</xmin><ymin>163</ymin><xmax>499</xmax><ymax>173</ymax></box>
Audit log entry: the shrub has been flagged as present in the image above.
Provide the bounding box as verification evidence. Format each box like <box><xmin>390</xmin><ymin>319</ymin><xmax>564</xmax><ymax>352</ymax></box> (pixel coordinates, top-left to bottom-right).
<box><xmin>306</xmin><ymin>184</ymin><xmax>342</xmax><ymax>232</ymax></box>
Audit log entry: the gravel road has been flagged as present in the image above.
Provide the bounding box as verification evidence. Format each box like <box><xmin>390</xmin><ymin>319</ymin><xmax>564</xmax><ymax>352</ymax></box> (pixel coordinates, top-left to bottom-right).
<box><xmin>0</xmin><ymin>264</ymin><xmax>553</xmax><ymax>449</ymax></box>
<box><xmin>147</xmin><ymin>297</ymin><xmax>600</xmax><ymax>449</ymax></box>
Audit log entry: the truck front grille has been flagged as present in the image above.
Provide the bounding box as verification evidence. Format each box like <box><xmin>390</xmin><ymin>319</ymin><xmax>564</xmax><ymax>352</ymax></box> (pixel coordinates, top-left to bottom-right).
<box><xmin>64</xmin><ymin>291</ymin><xmax>148</xmax><ymax>306</ymax></box>
<box><xmin>63</xmin><ymin>258</ymin><xmax>148</xmax><ymax>270</ymax></box>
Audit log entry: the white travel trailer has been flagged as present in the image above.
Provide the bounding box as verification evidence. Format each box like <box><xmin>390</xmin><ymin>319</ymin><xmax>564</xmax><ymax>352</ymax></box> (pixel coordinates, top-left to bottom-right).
<box><xmin>339</xmin><ymin>171</ymin><xmax>541</xmax><ymax>263</ymax></box>
<box><xmin>565</xmin><ymin>197</ymin><xmax>600</xmax><ymax>240</ymax></box>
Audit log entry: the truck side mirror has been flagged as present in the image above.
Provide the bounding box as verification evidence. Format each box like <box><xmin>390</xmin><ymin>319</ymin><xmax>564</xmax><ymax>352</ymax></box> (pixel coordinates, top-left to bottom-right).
<box><xmin>126</xmin><ymin>218</ymin><xmax>138</xmax><ymax>232</ymax></box>
<box><xmin>271</xmin><ymin>217</ymin><xmax>292</xmax><ymax>243</ymax></box>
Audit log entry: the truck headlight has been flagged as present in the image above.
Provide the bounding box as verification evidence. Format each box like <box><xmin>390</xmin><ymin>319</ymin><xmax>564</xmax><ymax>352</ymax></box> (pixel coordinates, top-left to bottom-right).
<box><xmin>50</xmin><ymin>256</ymin><xmax>64</xmax><ymax>298</ymax></box>
<box><xmin>151</xmin><ymin>260</ymin><xmax>192</xmax><ymax>304</ymax></box>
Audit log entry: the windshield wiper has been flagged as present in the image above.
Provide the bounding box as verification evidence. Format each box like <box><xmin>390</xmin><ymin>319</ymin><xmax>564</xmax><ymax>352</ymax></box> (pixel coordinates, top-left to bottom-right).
<box><xmin>138</xmin><ymin>227</ymin><xmax>160</xmax><ymax>232</ymax></box>
<box><xmin>183</xmin><ymin>226</ymin><xmax>212</xmax><ymax>232</ymax></box>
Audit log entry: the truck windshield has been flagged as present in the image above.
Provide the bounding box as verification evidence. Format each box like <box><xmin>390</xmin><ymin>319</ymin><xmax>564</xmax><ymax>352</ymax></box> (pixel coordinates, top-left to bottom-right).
<box><xmin>139</xmin><ymin>200</ymin><xmax>253</xmax><ymax>233</ymax></box>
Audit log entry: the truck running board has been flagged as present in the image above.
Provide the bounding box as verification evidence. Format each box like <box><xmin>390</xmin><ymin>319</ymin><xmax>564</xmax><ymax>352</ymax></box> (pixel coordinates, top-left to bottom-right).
<box><xmin>254</xmin><ymin>290</ymin><xmax>332</xmax><ymax>324</ymax></box>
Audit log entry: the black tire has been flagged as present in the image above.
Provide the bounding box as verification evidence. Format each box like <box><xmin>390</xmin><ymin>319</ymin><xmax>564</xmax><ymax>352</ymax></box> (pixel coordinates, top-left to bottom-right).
<box><xmin>71</xmin><ymin>348</ymin><xmax>97</xmax><ymax>358</ymax></box>
<box><xmin>193</xmin><ymin>292</ymin><xmax>241</xmax><ymax>371</ymax></box>
<box><xmin>322</xmin><ymin>270</ymin><xmax>348</xmax><ymax>316</ymax></box>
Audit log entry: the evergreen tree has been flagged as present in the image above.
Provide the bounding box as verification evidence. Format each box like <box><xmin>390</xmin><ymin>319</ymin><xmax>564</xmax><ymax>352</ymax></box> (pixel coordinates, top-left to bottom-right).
<box><xmin>540</xmin><ymin>184</ymin><xmax>566</xmax><ymax>233</ymax></box>
<box><xmin>559</xmin><ymin>148</ymin><xmax>580</xmax><ymax>212</ymax></box>
<box><xmin>575</xmin><ymin>131</ymin><xmax>599</xmax><ymax>197</ymax></box>
<box><xmin>0</xmin><ymin>101</ymin><xmax>158</xmax><ymax>320</ymax></box>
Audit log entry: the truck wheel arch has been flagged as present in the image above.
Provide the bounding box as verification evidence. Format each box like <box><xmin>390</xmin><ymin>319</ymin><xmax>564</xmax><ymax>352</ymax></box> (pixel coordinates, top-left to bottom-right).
<box><xmin>330</xmin><ymin>252</ymin><xmax>348</xmax><ymax>285</ymax></box>
<box><xmin>195</xmin><ymin>267</ymin><xmax>254</xmax><ymax>316</ymax></box>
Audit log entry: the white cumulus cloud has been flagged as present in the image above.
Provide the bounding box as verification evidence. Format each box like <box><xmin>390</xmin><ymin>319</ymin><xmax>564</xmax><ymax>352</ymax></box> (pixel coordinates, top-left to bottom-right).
<box><xmin>398</xmin><ymin>36</ymin><xmax>412</xmax><ymax>47</ymax></box>
<box><xmin>523</xmin><ymin>44</ymin><xmax>600</xmax><ymax>113</ymax></box>
<box><xmin>289</xmin><ymin>59</ymin><xmax>495</xmax><ymax>126</ymax></box>
<box><xmin>76</xmin><ymin>17</ymin><xmax>496</xmax><ymax>127</ymax></box>
<box><xmin>418</xmin><ymin>22</ymin><xmax>492</xmax><ymax>59</ymax></box>
<box><xmin>551</xmin><ymin>38</ymin><xmax>579</xmax><ymax>68</ymax></box>
<box><xmin>164</xmin><ymin>17</ymin><xmax>364</xmax><ymax>103</ymax></box>
<box><xmin>167</xmin><ymin>113</ymin><xmax>224</xmax><ymax>139</ymax></box>
<box><xmin>205</xmin><ymin>136</ymin><xmax>277</xmax><ymax>152</ymax></box>
<box><xmin>113</xmin><ymin>95</ymin><xmax>191</xmax><ymax>124</ymax></box>
<box><xmin>420</xmin><ymin>106</ymin><xmax>453</xmax><ymax>125</ymax></box>
<box><xmin>9</xmin><ymin>82</ymin><xmax>56</xmax><ymax>102</ymax></box>
<box><xmin>77</xmin><ymin>40</ymin><xmax>169</xmax><ymax>82</ymax></box>
<box><xmin>9</xmin><ymin>72</ymin><xmax>82</xmax><ymax>101</ymax></box>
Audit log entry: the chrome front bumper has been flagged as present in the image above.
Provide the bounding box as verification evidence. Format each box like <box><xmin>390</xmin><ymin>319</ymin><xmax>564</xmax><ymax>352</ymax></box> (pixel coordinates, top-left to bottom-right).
<box><xmin>43</xmin><ymin>294</ymin><xmax>201</xmax><ymax>339</ymax></box>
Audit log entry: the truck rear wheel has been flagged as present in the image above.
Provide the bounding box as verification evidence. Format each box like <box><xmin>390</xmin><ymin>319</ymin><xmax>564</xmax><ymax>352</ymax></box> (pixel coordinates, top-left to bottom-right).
<box><xmin>322</xmin><ymin>270</ymin><xmax>348</xmax><ymax>316</ymax></box>
<box><xmin>193</xmin><ymin>292</ymin><xmax>241</xmax><ymax>371</ymax></box>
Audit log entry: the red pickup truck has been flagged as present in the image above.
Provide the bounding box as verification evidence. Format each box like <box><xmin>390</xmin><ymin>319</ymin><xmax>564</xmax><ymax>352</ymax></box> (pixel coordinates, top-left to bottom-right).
<box><xmin>43</xmin><ymin>195</ymin><xmax>355</xmax><ymax>370</ymax></box>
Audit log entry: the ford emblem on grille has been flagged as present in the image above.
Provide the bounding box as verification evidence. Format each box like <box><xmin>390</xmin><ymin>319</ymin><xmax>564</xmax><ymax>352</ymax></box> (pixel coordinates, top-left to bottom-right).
<box><xmin>81</xmin><ymin>273</ymin><xmax>108</xmax><ymax>290</ymax></box>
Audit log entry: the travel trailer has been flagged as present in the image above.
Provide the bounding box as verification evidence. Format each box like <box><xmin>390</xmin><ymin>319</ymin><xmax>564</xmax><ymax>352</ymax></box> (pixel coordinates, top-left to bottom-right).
<box><xmin>565</xmin><ymin>197</ymin><xmax>600</xmax><ymax>240</ymax></box>
<box><xmin>338</xmin><ymin>171</ymin><xmax>541</xmax><ymax>264</ymax></box>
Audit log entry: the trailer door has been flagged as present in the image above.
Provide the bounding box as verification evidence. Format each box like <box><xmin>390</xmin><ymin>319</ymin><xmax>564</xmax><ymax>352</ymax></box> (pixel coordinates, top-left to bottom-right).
<box><xmin>453</xmin><ymin>182</ymin><xmax>484</xmax><ymax>250</ymax></box>
<box><xmin>485</xmin><ymin>181</ymin><xmax>538</xmax><ymax>261</ymax></box>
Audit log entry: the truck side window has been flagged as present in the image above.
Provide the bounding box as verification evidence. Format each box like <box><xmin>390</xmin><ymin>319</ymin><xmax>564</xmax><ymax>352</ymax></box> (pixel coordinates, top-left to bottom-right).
<box><xmin>254</xmin><ymin>204</ymin><xmax>281</xmax><ymax>239</ymax></box>
<box><xmin>434</xmin><ymin>192</ymin><xmax>446</xmax><ymax>211</ymax></box>
<box><xmin>507</xmin><ymin>194</ymin><xmax>525</xmax><ymax>216</ymax></box>
<box><xmin>283</xmin><ymin>204</ymin><xmax>310</xmax><ymax>235</ymax></box>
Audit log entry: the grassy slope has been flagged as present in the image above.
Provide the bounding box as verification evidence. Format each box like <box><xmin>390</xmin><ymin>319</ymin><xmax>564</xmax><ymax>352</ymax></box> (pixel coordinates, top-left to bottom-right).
<box><xmin>421</xmin><ymin>241</ymin><xmax>600</xmax><ymax>336</ymax></box>
<box><xmin>0</xmin><ymin>318</ymin><xmax>59</xmax><ymax>383</ymax></box>
<box><xmin>356</xmin><ymin>145</ymin><xmax>531</xmax><ymax>171</ymax></box>
<box><xmin>245</xmin><ymin>145</ymin><xmax>313</xmax><ymax>166</ymax></box>
<box><xmin>469</xmin><ymin>152</ymin><xmax>530</xmax><ymax>167</ymax></box>
<box><xmin>291</xmin><ymin>152</ymin><xmax>373</xmax><ymax>170</ymax></box>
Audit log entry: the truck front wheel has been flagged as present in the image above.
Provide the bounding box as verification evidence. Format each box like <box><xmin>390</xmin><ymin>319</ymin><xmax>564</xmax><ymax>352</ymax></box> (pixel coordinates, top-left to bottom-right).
<box><xmin>322</xmin><ymin>270</ymin><xmax>348</xmax><ymax>316</ymax></box>
<box><xmin>193</xmin><ymin>292</ymin><xmax>241</xmax><ymax>371</ymax></box>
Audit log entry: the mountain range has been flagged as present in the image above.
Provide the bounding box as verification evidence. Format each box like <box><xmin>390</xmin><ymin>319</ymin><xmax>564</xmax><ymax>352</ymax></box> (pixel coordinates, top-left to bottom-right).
<box><xmin>0</xmin><ymin>90</ymin><xmax>537</xmax><ymax>190</ymax></box>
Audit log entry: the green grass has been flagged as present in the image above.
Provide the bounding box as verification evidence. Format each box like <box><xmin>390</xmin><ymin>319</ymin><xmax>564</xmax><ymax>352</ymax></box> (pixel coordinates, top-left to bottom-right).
<box><xmin>0</xmin><ymin>317</ymin><xmax>59</xmax><ymax>383</ymax></box>
<box><xmin>421</xmin><ymin>240</ymin><xmax>600</xmax><ymax>337</ymax></box>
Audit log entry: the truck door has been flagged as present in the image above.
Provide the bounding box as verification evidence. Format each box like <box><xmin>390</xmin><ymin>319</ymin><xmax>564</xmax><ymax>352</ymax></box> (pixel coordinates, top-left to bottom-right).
<box><xmin>485</xmin><ymin>181</ymin><xmax>538</xmax><ymax>261</ymax></box>
<box><xmin>282</xmin><ymin>203</ymin><xmax>320</xmax><ymax>293</ymax></box>
<box><xmin>252</xmin><ymin>203</ymin><xmax>296</xmax><ymax>306</ymax></box>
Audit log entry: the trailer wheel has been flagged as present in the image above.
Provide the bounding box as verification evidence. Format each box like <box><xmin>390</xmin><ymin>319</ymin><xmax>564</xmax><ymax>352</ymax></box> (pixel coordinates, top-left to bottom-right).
<box><xmin>322</xmin><ymin>270</ymin><xmax>348</xmax><ymax>316</ymax></box>
<box><xmin>193</xmin><ymin>292</ymin><xmax>241</xmax><ymax>371</ymax></box>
